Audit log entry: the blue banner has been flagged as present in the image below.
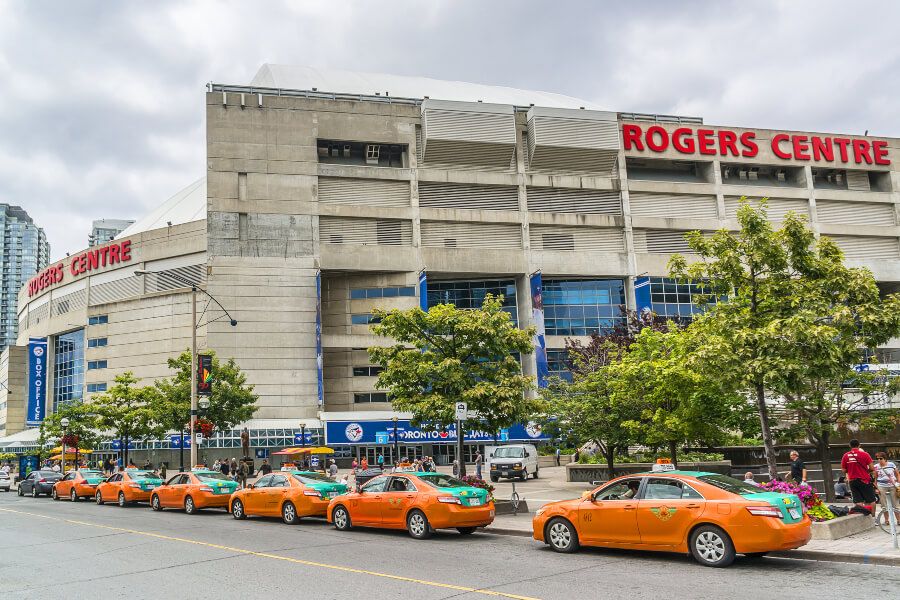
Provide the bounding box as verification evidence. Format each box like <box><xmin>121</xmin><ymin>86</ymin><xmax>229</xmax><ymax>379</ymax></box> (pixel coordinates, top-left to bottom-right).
<box><xmin>294</xmin><ymin>432</ymin><xmax>313</xmax><ymax>445</ymax></box>
<box><xmin>169</xmin><ymin>434</ymin><xmax>191</xmax><ymax>448</ymax></box>
<box><xmin>325</xmin><ymin>419</ymin><xmax>550</xmax><ymax>445</ymax></box>
<box><xmin>315</xmin><ymin>271</ymin><xmax>324</xmax><ymax>407</ymax></box>
<box><xmin>635</xmin><ymin>275</ymin><xmax>652</xmax><ymax>316</ymax></box>
<box><xmin>418</xmin><ymin>270</ymin><xmax>428</xmax><ymax>311</ymax></box>
<box><xmin>530</xmin><ymin>273</ymin><xmax>549</xmax><ymax>388</ymax></box>
<box><xmin>25</xmin><ymin>337</ymin><xmax>48</xmax><ymax>426</ymax></box>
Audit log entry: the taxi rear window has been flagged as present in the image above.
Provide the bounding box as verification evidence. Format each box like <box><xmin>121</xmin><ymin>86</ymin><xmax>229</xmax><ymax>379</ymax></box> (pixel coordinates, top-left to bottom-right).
<box><xmin>697</xmin><ymin>474</ymin><xmax>762</xmax><ymax>496</ymax></box>
<box><xmin>416</xmin><ymin>474</ymin><xmax>468</xmax><ymax>489</ymax></box>
<box><xmin>128</xmin><ymin>471</ymin><xmax>158</xmax><ymax>480</ymax></box>
<box><xmin>292</xmin><ymin>472</ymin><xmax>333</xmax><ymax>484</ymax></box>
<box><xmin>196</xmin><ymin>472</ymin><xmax>232</xmax><ymax>481</ymax></box>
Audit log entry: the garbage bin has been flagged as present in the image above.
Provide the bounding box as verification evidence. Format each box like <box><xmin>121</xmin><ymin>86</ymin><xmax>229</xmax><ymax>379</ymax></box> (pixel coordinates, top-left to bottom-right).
<box><xmin>354</xmin><ymin>468</ymin><xmax>384</xmax><ymax>490</ymax></box>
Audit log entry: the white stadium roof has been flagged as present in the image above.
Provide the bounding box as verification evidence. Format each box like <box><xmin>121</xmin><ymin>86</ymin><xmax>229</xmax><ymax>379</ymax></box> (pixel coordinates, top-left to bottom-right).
<box><xmin>116</xmin><ymin>176</ymin><xmax>206</xmax><ymax>239</ymax></box>
<box><xmin>250</xmin><ymin>64</ymin><xmax>605</xmax><ymax>110</ymax></box>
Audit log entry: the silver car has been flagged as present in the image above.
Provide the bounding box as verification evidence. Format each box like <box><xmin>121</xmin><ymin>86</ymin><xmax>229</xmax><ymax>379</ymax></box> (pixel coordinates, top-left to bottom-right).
<box><xmin>0</xmin><ymin>471</ymin><xmax>11</xmax><ymax>492</ymax></box>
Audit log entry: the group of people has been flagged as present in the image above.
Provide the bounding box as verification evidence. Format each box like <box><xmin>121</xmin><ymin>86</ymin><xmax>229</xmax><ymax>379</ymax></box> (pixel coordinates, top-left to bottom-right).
<box><xmin>212</xmin><ymin>458</ymin><xmax>252</xmax><ymax>488</ymax></box>
<box><xmin>740</xmin><ymin>440</ymin><xmax>899</xmax><ymax>519</ymax></box>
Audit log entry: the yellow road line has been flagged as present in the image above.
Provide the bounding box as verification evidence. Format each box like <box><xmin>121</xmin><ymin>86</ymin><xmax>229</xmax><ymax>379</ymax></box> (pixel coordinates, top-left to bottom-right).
<box><xmin>0</xmin><ymin>507</ymin><xmax>540</xmax><ymax>600</ymax></box>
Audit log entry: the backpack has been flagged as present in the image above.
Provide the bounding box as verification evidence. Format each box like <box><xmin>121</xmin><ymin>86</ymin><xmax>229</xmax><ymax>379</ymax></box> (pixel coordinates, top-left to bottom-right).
<box><xmin>828</xmin><ymin>505</ymin><xmax>850</xmax><ymax>517</ymax></box>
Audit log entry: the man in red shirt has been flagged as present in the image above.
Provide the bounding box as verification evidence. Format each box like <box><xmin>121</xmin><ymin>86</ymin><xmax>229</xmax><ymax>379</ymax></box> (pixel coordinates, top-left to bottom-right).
<box><xmin>841</xmin><ymin>439</ymin><xmax>876</xmax><ymax>510</ymax></box>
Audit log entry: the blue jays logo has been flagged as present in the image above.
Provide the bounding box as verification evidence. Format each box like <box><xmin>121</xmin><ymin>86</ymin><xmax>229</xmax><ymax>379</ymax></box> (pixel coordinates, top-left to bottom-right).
<box><xmin>345</xmin><ymin>423</ymin><xmax>364</xmax><ymax>442</ymax></box>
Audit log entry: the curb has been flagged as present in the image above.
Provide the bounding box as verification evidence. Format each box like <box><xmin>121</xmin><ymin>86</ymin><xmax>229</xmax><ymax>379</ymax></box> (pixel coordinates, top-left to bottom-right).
<box><xmin>483</xmin><ymin>526</ymin><xmax>900</xmax><ymax>565</ymax></box>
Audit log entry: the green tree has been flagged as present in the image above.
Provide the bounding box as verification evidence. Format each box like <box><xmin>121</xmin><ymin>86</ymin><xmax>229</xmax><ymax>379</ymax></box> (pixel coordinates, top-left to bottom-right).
<box><xmin>369</xmin><ymin>295</ymin><xmax>538</xmax><ymax>477</ymax></box>
<box><xmin>38</xmin><ymin>402</ymin><xmax>102</xmax><ymax>466</ymax></box>
<box><xmin>92</xmin><ymin>372</ymin><xmax>163</xmax><ymax>465</ymax></box>
<box><xmin>153</xmin><ymin>349</ymin><xmax>259</xmax><ymax>436</ymax></box>
<box><xmin>605</xmin><ymin>326</ymin><xmax>750</xmax><ymax>467</ymax></box>
<box><xmin>672</xmin><ymin>200</ymin><xmax>900</xmax><ymax>479</ymax></box>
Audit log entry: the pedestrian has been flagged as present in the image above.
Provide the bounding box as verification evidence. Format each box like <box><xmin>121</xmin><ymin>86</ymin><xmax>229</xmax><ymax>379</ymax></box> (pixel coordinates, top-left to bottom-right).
<box><xmin>834</xmin><ymin>476</ymin><xmax>851</xmax><ymax>499</ymax></box>
<box><xmin>257</xmin><ymin>459</ymin><xmax>273</xmax><ymax>477</ymax></box>
<box><xmin>160</xmin><ymin>463</ymin><xmax>167</xmax><ymax>480</ymax></box>
<box><xmin>360</xmin><ymin>457</ymin><xmax>369</xmax><ymax>471</ymax></box>
<box><xmin>377</xmin><ymin>453</ymin><xmax>385</xmax><ymax>470</ymax></box>
<box><xmin>555</xmin><ymin>447</ymin><xmax>561</xmax><ymax>467</ymax></box>
<box><xmin>351</xmin><ymin>458</ymin><xmax>358</xmax><ymax>474</ymax></box>
<box><xmin>475</xmin><ymin>451</ymin><xmax>483</xmax><ymax>480</ymax></box>
<box><xmin>220</xmin><ymin>459</ymin><xmax>230</xmax><ymax>476</ymax></box>
<box><xmin>143</xmin><ymin>459</ymin><xmax>152</xmax><ymax>470</ymax></box>
<box><xmin>743</xmin><ymin>472</ymin><xmax>756</xmax><ymax>485</ymax></box>
<box><xmin>573</xmin><ymin>449</ymin><xmax>580</xmax><ymax>463</ymax></box>
<box><xmin>788</xmin><ymin>450</ymin><xmax>807</xmax><ymax>485</ymax></box>
<box><xmin>229</xmin><ymin>458</ymin><xmax>238</xmax><ymax>480</ymax></box>
<box><xmin>873</xmin><ymin>452</ymin><xmax>899</xmax><ymax>520</ymax></box>
<box><xmin>238</xmin><ymin>459</ymin><xmax>250</xmax><ymax>489</ymax></box>
<box><xmin>841</xmin><ymin>439</ymin><xmax>876</xmax><ymax>513</ymax></box>
<box><xmin>452</xmin><ymin>459</ymin><xmax>459</xmax><ymax>478</ymax></box>
<box><xmin>328</xmin><ymin>459</ymin><xmax>338</xmax><ymax>479</ymax></box>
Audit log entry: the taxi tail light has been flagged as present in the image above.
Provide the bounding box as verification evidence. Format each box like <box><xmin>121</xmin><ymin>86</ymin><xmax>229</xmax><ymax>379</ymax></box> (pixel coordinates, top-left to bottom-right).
<box><xmin>129</xmin><ymin>483</ymin><xmax>142</xmax><ymax>489</ymax></box>
<box><xmin>437</xmin><ymin>496</ymin><xmax>461</xmax><ymax>504</ymax></box>
<box><xmin>303</xmin><ymin>489</ymin><xmax>322</xmax><ymax>497</ymax></box>
<box><xmin>198</xmin><ymin>486</ymin><xmax>214</xmax><ymax>493</ymax></box>
<box><xmin>39</xmin><ymin>478</ymin><xmax>47</xmax><ymax>483</ymax></box>
<box><xmin>746</xmin><ymin>505</ymin><xmax>782</xmax><ymax>518</ymax></box>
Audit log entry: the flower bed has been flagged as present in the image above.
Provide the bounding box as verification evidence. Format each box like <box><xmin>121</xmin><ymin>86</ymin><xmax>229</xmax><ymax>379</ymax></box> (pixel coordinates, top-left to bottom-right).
<box><xmin>458</xmin><ymin>475</ymin><xmax>496</xmax><ymax>499</ymax></box>
<box><xmin>758</xmin><ymin>480</ymin><xmax>835</xmax><ymax>522</ymax></box>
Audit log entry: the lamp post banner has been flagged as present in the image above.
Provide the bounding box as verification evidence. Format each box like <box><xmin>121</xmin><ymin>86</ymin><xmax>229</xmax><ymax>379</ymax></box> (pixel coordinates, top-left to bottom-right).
<box><xmin>635</xmin><ymin>276</ymin><xmax>652</xmax><ymax>315</ymax></box>
<box><xmin>418</xmin><ymin>270</ymin><xmax>428</xmax><ymax>311</ymax></box>
<box><xmin>316</xmin><ymin>271</ymin><xmax>324</xmax><ymax>407</ymax></box>
<box><xmin>26</xmin><ymin>337</ymin><xmax>48</xmax><ymax>426</ymax></box>
<box><xmin>530</xmin><ymin>273</ymin><xmax>549</xmax><ymax>388</ymax></box>
<box><xmin>196</xmin><ymin>354</ymin><xmax>212</xmax><ymax>397</ymax></box>
<box><xmin>325</xmin><ymin>419</ymin><xmax>549</xmax><ymax>445</ymax></box>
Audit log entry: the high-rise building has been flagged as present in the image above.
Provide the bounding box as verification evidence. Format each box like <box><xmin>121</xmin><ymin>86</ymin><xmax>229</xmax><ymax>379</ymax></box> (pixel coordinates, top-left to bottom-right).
<box><xmin>89</xmin><ymin>218</ymin><xmax>134</xmax><ymax>247</ymax></box>
<box><xmin>0</xmin><ymin>205</ymin><xmax>49</xmax><ymax>349</ymax></box>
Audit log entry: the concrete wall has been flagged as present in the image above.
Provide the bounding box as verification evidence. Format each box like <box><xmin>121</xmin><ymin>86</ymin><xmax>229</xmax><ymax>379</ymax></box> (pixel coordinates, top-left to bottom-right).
<box><xmin>0</xmin><ymin>346</ymin><xmax>27</xmax><ymax>436</ymax></box>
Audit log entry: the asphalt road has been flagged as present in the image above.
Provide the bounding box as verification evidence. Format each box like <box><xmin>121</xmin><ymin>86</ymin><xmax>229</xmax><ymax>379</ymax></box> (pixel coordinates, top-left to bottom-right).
<box><xmin>1</xmin><ymin>491</ymin><xmax>897</xmax><ymax>600</ymax></box>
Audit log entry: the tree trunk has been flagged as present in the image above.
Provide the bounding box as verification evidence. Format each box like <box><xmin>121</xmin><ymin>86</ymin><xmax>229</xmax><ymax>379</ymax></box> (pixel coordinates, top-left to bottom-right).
<box><xmin>604</xmin><ymin>444</ymin><xmax>616</xmax><ymax>478</ymax></box>
<box><xmin>669</xmin><ymin>440</ymin><xmax>678</xmax><ymax>468</ymax></box>
<box><xmin>755</xmin><ymin>381</ymin><xmax>779</xmax><ymax>479</ymax></box>
<box><xmin>819</xmin><ymin>430</ymin><xmax>835</xmax><ymax>502</ymax></box>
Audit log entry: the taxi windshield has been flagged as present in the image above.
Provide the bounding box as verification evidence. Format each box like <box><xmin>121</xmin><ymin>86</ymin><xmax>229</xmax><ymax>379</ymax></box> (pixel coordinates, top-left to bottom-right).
<box><xmin>416</xmin><ymin>474</ymin><xmax>469</xmax><ymax>489</ymax></box>
<box><xmin>493</xmin><ymin>447</ymin><xmax>524</xmax><ymax>459</ymax></box>
<box><xmin>196</xmin><ymin>472</ymin><xmax>232</xmax><ymax>482</ymax></box>
<box><xmin>127</xmin><ymin>471</ymin><xmax>157</xmax><ymax>479</ymax></box>
<box><xmin>698</xmin><ymin>474</ymin><xmax>763</xmax><ymax>496</ymax></box>
<box><xmin>79</xmin><ymin>470</ymin><xmax>103</xmax><ymax>476</ymax></box>
<box><xmin>292</xmin><ymin>472</ymin><xmax>334</xmax><ymax>484</ymax></box>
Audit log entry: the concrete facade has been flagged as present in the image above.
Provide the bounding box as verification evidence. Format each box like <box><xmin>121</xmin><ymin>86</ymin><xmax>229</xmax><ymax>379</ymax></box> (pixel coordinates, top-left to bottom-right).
<box><xmin>8</xmin><ymin>69</ymin><xmax>900</xmax><ymax>449</ymax></box>
<box><xmin>0</xmin><ymin>345</ymin><xmax>27</xmax><ymax>437</ymax></box>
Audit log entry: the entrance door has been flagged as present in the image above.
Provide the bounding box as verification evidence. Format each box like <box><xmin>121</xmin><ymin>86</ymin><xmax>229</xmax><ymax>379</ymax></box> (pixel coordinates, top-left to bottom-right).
<box><xmin>636</xmin><ymin>478</ymin><xmax>706</xmax><ymax>547</ymax></box>
<box><xmin>579</xmin><ymin>477</ymin><xmax>643</xmax><ymax>545</ymax></box>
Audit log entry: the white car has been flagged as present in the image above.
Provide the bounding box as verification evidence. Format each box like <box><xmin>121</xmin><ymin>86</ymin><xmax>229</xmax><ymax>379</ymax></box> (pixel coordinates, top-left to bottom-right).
<box><xmin>487</xmin><ymin>444</ymin><xmax>539</xmax><ymax>481</ymax></box>
<box><xmin>0</xmin><ymin>471</ymin><xmax>11</xmax><ymax>492</ymax></box>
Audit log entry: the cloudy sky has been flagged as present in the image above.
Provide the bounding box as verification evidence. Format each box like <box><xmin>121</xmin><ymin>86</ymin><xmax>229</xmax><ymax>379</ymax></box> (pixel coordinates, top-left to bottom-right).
<box><xmin>2</xmin><ymin>0</ymin><xmax>899</xmax><ymax>260</ymax></box>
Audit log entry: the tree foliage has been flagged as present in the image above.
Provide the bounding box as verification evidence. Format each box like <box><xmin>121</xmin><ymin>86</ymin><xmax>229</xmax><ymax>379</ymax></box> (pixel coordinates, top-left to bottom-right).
<box><xmin>153</xmin><ymin>350</ymin><xmax>259</xmax><ymax>433</ymax></box>
<box><xmin>91</xmin><ymin>372</ymin><xmax>163</xmax><ymax>464</ymax></box>
<box><xmin>38</xmin><ymin>402</ymin><xmax>103</xmax><ymax>451</ymax></box>
<box><xmin>369</xmin><ymin>295</ymin><xmax>539</xmax><ymax>458</ymax></box>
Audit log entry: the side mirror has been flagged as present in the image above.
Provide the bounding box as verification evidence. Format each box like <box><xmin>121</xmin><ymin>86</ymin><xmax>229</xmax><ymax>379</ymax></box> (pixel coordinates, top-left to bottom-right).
<box><xmin>581</xmin><ymin>491</ymin><xmax>594</xmax><ymax>501</ymax></box>
<box><xmin>489</xmin><ymin>453</ymin><xmax>493</xmax><ymax>458</ymax></box>
<box><xmin>247</xmin><ymin>484</ymin><xmax>254</xmax><ymax>490</ymax></box>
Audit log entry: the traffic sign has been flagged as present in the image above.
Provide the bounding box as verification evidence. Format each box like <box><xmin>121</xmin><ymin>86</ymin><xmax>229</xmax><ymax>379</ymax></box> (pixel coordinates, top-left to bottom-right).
<box><xmin>375</xmin><ymin>432</ymin><xmax>389</xmax><ymax>444</ymax></box>
<box><xmin>195</xmin><ymin>432</ymin><xmax>204</xmax><ymax>444</ymax></box>
<box><xmin>455</xmin><ymin>402</ymin><xmax>468</xmax><ymax>420</ymax></box>
<box><xmin>499</xmin><ymin>428</ymin><xmax>509</xmax><ymax>442</ymax></box>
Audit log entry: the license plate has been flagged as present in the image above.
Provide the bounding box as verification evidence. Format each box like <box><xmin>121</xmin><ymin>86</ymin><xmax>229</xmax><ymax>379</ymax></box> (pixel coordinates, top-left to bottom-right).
<box><xmin>218</xmin><ymin>488</ymin><xmax>232</xmax><ymax>494</ymax></box>
<box><xmin>788</xmin><ymin>508</ymin><xmax>801</xmax><ymax>519</ymax></box>
<box><xmin>328</xmin><ymin>491</ymin><xmax>338</xmax><ymax>498</ymax></box>
<box><xmin>469</xmin><ymin>498</ymin><xmax>482</xmax><ymax>506</ymax></box>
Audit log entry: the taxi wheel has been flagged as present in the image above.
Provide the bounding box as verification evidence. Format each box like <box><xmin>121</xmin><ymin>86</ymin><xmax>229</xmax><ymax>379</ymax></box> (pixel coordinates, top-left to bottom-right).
<box><xmin>151</xmin><ymin>495</ymin><xmax>163</xmax><ymax>511</ymax></box>
<box><xmin>332</xmin><ymin>505</ymin><xmax>352</xmax><ymax>531</ymax></box>
<box><xmin>231</xmin><ymin>499</ymin><xmax>246</xmax><ymax>519</ymax></box>
<box><xmin>407</xmin><ymin>510</ymin><xmax>432</xmax><ymax>540</ymax></box>
<box><xmin>457</xmin><ymin>527</ymin><xmax>477</xmax><ymax>535</ymax></box>
<box><xmin>70</xmin><ymin>489</ymin><xmax>78</xmax><ymax>502</ymax></box>
<box><xmin>118</xmin><ymin>492</ymin><xmax>127</xmax><ymax>507</ymax></box>
<box><xmin>546</xmin><ymin>518</ymin><xmax>579</xmax><ymax>553</ymax></box>
<box><xmin>689</xmin><ymin>525</ymin><xmax>736</xmax><ymax>568</ymax></box>
<box><xmin>95</xmin><ymin>491</ymin><xmax>104</xmax><ymax>505</ymax></box>
<box><xmin>282</xmin><ymin>501</ymin><xmax>299</xmax><ymax>525</ymax></box>
<box><xmin>184</xmin><ymin>496</ymin><xmax>196</xmax><ymax>514</ymax></box>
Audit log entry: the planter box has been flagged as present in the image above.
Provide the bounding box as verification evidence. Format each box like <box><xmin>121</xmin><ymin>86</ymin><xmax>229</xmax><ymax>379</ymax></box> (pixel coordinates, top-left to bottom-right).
<box><xmin>494</xmin><ymin>498</ymin><xmax>530</xmax><ymax>515</ymax></box>
<box><xmin>538</xmin><ymin>454</ymin><xmax>573</xmax><ymax>468</ymax></box>
<box><xmin>811</xmin><ymin>514</ymin><xmax>875</xmax><ymax>540</ymax></box>
<box><xmin>566</xmin><ymin>461</ymin><xmax>732</xmax><ymax>483</ymax></box>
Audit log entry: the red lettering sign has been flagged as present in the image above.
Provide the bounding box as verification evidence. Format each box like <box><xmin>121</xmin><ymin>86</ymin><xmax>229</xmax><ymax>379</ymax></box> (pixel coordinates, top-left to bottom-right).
<box><xmin>27</xmin><ymin>240</ymin><xmax>134</xmax><ymax>297</ymax></box>
<box><xmin>621</xmin><ymin>124</ymin><xmax>890</xmax><ymax>166</ymax></box>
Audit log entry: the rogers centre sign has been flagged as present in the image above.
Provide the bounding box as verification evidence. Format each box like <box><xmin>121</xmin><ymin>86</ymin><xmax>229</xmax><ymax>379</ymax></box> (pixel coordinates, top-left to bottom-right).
<box><xmin>622</xmin><ymin>123</ymin><xmax>890</xmax><ymax>166</ymax></box>
<box><xmin>27</xmin><ymin>240</ymin><xmax>132</xmax><ymax>298</ymax></box>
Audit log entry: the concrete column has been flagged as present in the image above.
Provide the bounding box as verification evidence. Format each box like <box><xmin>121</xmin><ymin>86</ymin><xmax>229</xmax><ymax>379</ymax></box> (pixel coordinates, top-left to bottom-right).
<box><xmin>618</xmin><ymin>150</ymin><xmax>637</xmax><ymax>310</ymax></box>
<box><xmin>711</xmin><ymin>159</ymin><xmax>727</xmax><ymax>224</ymax></box>
<box><xmin>516</xmin><ymin>273</ymin><xmax>538</xmax><ymax>396</ymax></box>
<box><xmin>805</xmin><ymin>166</ymin><xmax>819</xmax><ymax>237</ymax></box>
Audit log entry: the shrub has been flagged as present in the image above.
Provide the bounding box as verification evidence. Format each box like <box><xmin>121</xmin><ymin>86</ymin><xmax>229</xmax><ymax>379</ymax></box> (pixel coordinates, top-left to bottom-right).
<box><xmin>458</xmin><ymin>475</ymin><xmax>496</xmax><ymax>499</ymax></box>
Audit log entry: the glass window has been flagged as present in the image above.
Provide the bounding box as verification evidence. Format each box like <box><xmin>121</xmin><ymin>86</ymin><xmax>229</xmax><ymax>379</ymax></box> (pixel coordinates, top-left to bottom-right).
<box><xmin>351</xmin><ymin>314</ymin><xmax>381</xmax><ymax>325</ymax></box>
<box><xmin>416</xmin><ymin>474</ymin><xmax>468</xmax><ymax>489</ymax></box>
<box><xmin>195</xmin><ymin>472</ymin><xmax>232</xmax><ymax>482</ymax></box>
<box><xmin>361</xmin><ymin>476</ymin><xmax>388</xmax><ymax>493</ymax></box>
<box><xmin>595</xmin><ymin>478</ymin><xmax>642</xmax><ymax>501</ymax></box>
<box><xmin>547</xmin><ymin>350</ymin><xmax>573</xmax><ymax>382</ymax></box>
<box><xmin>644</xmin><ymin>478</ymin><xmax>685</xmax><ymax>500</ymax></box>
<box><xmin>427</xmin><ymin>280</ymin><xmax>518</xmax><ymax>323</ymax></box>
<box><xmin>387</xmin><ymin>477</ymin><xmax>416</xmax><ymax>492</ymax></box>
<box><xmin>87</xmin><ymin>337</ymin><xmax>107</xmax><ymax>348</ymax></box>
<box><xmin>254</xmin><ymin>475</ymin><xmax>274</xmax><ymax>488</ymax></box>
<box><xmin>270</xmin><ymin>475</ymin><xmax>289</xmax><ymax>487</ymax></box>
<box><xmin>647</xmin><ymin>277</ymin><xmax>713</xmax><ymax>322</ymax></box>
<box><xmin>87</xmin><ymin>360</ymin><xmax>107</xmax><ymax>370</ymax></box>
<box><xmin>86</xmin><ymin>383</ymin><xmax>107</xmax><ymax>393</ymax></box>
<box><xmin>697</xmin><ymin>474</ymin><xmax>763</xmax><ymax>496</ymax></box>
<box><xmin>542</xmin><ymin>279</ymin><xmax>626</xmax><ymax>336</ymax></box>
<box><xmin>353</xmin><ymin>366</ymin><xmax>383</xmax><ymax>377</ymax></box>
<box><xmin>354</xmin><ymin>392</ymin><xmax>388</xmax><ymax>403</ymax></box>
<box><xmin>53</xmin><ymin>329</ymin><xmax>85</xmax><ymax>410</ymax></box>
<box><xmin>88</xmin><ymin>315</ymin><xmax>108</xmax><ymax>325</ymax></box>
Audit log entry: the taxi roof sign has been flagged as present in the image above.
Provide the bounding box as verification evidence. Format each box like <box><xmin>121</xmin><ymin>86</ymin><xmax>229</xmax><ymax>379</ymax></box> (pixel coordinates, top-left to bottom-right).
<box><xmin>651</xmin><ymin>462</ymin><xmax>676</xmax><ymax>472</ymax></box>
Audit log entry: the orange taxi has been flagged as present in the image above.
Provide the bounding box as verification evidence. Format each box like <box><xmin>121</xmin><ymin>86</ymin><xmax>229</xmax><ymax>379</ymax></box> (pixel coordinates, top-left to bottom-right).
<box><xmin>52</xmin><ymin>470</ymin><xmax>106</xmax><ymax>501</ymax></box>
<box><xmin>149</xmin><ymin>470</ymin><xmax>239</xmax><ymax>514</ymax></box>
<box><xmin>532</xmin><ymin>470</ymin><xmax>811</xmax><ymax>567</ymax></box>
<box><xmin>328</xmin><ymin>472</ymin><xmax>495</xmax><ymax>539</ymax></box>
<box><xmin>95</xmin><ymin>469</ymin><xmax>163</xmax><ymax>506</ymax></box>
<box><xmin>229</xmin><ymin>471</ymin><xmax>349</xmax><ymax>524</ymax></box>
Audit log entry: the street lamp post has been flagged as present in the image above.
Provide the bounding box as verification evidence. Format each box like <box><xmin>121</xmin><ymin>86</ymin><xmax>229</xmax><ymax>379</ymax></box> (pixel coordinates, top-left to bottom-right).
<box><xmin>392</xmin><ymin>416</ymin><xmax>399</xmax><ymax>465</ymax></box>
<box><xmin>135</xmin><ymin>269</ymin><xmax>237</xmax><ymax>471</ymax></box>
<box><xmin>60</xmin><ymin>417</ymin><xmax>70</xmax><ymax>476</ymax></box>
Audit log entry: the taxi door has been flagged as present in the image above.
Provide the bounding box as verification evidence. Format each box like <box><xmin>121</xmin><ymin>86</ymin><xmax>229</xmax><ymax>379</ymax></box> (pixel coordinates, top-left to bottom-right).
<box><xmin>246</xmin><ymin>475</ymin><xmax>273</xmax><ymax>514</ymax></box>
<box><xmin>103</xmin><ymin>474</ymin><xmax>122</xmax><ymax>501</ymax></box>
<box><xmin>164</xmin><ymin>474</ymin><xmax>189</xmax><ymax>507</ymax></box>
<box><xmin>355</xmin><ymin>476</ymin><xmax>389</xmax><ymax>525</ymax></box>
<box><xmin>381</xmin><ymin>476</ymin><xmax>417</xmax><ymax>527</ymax></box>
<box><xmin>578</xmin><ymin>478</ymin><xmax>643</xmax><ymax>545</ymax></box>
<box><xmin>266</xmin><ymin>475</ymin><xmax>291</xmax><ymax>516</ymax></box>
<box><xmin>57</xmin><ymin>473</ymin><xmax>75</xmax><ymax>497</ymax></box>
<box><xmin>636</xmin><ymin>478</ymin><xmax>706</xmax><ymax>547</ymax></box>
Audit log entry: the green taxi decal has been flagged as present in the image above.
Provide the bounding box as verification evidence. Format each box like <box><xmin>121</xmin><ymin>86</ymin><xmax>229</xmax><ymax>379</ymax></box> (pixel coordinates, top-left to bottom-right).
<box><xmin>650</xmin><ymin>506</ymin><xmax>677</xmax><ymax>522</ymax></box>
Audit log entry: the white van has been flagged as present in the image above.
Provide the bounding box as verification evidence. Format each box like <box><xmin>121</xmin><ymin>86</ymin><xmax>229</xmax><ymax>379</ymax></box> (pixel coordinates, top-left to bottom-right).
<box><xmin>486</xmin><ymin>444</ymin><xmax>539</xmax><ymax>481</ymax></box>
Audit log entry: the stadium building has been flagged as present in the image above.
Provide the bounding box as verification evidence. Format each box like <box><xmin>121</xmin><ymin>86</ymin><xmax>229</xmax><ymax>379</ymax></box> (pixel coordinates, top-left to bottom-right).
<box><xmin>3</xmin><ymin>65</ymin><xmax>899</xmax><ymax>464</ymax></box>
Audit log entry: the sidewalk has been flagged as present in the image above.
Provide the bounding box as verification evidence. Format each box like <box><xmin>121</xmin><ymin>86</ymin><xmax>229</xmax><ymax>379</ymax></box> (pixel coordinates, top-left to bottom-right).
<box><xmin>483</xmin><ymin>514</ymin><xmax>900</xmax><ymax>566</ymax></box>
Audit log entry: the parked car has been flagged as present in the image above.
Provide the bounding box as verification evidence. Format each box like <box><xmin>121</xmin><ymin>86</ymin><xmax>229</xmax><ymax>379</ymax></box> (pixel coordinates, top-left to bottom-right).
<box><xmin>17</xmin><ymin>470</ymin><xmax>63</xmax><ymax>497</ymax></box>
<box><xmin>487</xmin><ymin>444</ymin><xmax>539</xmax><ymax>481</ymax></box>
<box><xmin>150</xmin><ymin>470</ymin><xmax>238</xmax><ymax>514</ymax></box>
<box><xmin>0</xmin><ymin>470</ymin><xmax>11</xmax><ymax>492</ymax></box>
<box><xmin>95</xmin><ymin>469</ymin><xmax>163</xmax><ymax>506</ymax></box>
<box><xmin>230</xmin><ymin>470</ymin><xmax>348</xmax><ymax>524</ymax></box>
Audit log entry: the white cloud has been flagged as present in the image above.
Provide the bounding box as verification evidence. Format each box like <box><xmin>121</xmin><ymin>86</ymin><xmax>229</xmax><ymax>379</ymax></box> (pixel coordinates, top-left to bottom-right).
<box><xmin>2</xmin><ymin>0</ymin><xmax>899</xmax><ymax>261</ymax></box>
